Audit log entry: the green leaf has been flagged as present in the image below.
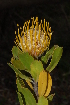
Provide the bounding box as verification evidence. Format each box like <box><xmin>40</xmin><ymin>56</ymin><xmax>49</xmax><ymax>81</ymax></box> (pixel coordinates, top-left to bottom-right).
<box><xmin>47</xmin><ymin>93</ymin><xmax>55</xmax><ymax>101</ymax></box>
<box><xmin>30</xmin><ymin>60</ymin><xmax>44</xmax><ymax>82</ymax></box>
<box><xmin>17</xmin><ymin>92</ymin><xmax>23</xmax><ymax>105</ymax></box>
<box><xmin>37</xmin><ymin>96</ymin><xmax>48</xmax><ymax>105</ymax></box>
<box><xmin>16</xmin><ymin>77</ymin><xmax>23</xmax><ymax>92</ymax></box>
<box><xmin>16</xmin><ymin>76</ymin><xmax>25</xmax><ymax>88</ymax></box>
<box><xmin>18</xmin><ymin>52</ymin><xmax>34</xmax><ymax>71</ymax></box>
<box><xmin>11</xmin><ymin>58</ymin><xmax>25</xmax><ymax>70</ymax></box>
<box><xmin>41</xmin><ymin>45</ymin><xmax>58</xmax><ymax>64</ymax></box>
<box><xmin>46</xmin><ymin>46</ymin><xmax>63</xmax><ymax>72</ymax></box>
<box><xmin>8</xmin><ymin>63</ymin><xmax>32</xmax><ymax>82</ymax></box>
<box><xmin>17</xmin><ymin>78</ymin><xmax>36</xmax><ymax>105</ymax></box>
<box><xmin>21</xmin><ymin>88</ymin><xmax>36</xmax><ymax>105</ymax></box>
<box><xmin>16</xmin><ymin>78</ymin><xmax>26</xmax><ymax>105</ymax></box>
<box><xmin>12</xmin><ymin>46</ymin><xmax>22</xmax><ymax>58</ymax></box>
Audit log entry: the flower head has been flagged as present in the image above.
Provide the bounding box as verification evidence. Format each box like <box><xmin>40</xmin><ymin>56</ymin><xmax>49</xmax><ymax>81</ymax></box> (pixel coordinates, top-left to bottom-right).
<box><xmin>15</xmin><ymin>17</ymin><xmax>52</xmax><ymax>58</ymax></box>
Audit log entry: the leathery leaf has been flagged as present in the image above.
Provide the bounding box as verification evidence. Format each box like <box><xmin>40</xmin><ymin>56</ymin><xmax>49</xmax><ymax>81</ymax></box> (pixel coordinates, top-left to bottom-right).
<box><xmin>18</xmin><ymin>52</ymin><xmax>34</xmax><ymax>71</ymax></box>
<box><xmin>41</xmin><ymin>45</ymin><xmax>57</xmax><ymax>64</ymax></box>
<box><xmin>16</xmin><ymin>68</ymin><xmax>36</xmax><ymax>105</ymax></box>
<box><xmin>38</xmin><ymin>70</ymin><xmax>52</xmax><ymax>97</ymax></box>
<box><xmin>17</xmin><ymin>92</ymin><xmax>23</xmax><ymax>105</ymax></box>
<box><xmin>8</xmin><ymin>63</ymin><xmax>32</xmax><ymax>82</ymax></box>
<box><xmin>21</xmin><ymin>88</ymin><xmax>36</xmax><ymax>105</ymax></box>
<box><xmin>46</xmin><ymin>46</ymin><xmax>63</xmax><ymax>72</ymax></box>
<box><xmin>44</xmin><ymin>72</ymin><xmax>52</xmax><ymax>97</ymax></box>
<box><xmin>12</xmin><ymin>46</ymin><xmax>22</xmax><ymax>58</ymax></box>
<box><xmin>47</xmin><ymin>93</ymin><xmax>55</xmax><ymax>101</ymax></box>
<box><xmin>11</xmin><ymin>57</ymin><xmax>25</xmax><ymax>70</ymax></box>
<box><xmin>37</xmin><ymin>96</ymin><xmax>48</xmax><ymax>105</ymax></box>
<box><xmin>30</xmin><ymin>60</ymin><xmax>44</xmax><ymax>82</ymax></box>
<box><xmin>16</xmin><ymin>77</ymin><xmax>22</xmax><ymax>92</ymax></box>
<box><xmin>26</xmin><ymin>80</ymin><xmax>33</xmax><ymax>90</ymax></box>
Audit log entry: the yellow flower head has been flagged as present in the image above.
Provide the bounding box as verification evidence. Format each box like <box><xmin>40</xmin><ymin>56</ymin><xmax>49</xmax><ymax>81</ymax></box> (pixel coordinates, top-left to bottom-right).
<box><xmin>15</xmin><ymin>17</ymin><xmax>52</xmax><ymax>58</ymax></box>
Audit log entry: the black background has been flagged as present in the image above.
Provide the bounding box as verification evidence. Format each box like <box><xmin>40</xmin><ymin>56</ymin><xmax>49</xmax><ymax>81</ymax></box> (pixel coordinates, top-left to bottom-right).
<box><xmin>0</xmin><ymin>0</ymin><xmax>70</xmax><ymax>105</ymax></box>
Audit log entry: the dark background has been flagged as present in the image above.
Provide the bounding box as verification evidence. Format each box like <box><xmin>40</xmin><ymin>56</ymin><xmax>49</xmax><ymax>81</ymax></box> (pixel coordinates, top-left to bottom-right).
<box><xmin>0</xmin><ymin>0</ymin><xmax>70</xmax><ymax>105</ymax></box>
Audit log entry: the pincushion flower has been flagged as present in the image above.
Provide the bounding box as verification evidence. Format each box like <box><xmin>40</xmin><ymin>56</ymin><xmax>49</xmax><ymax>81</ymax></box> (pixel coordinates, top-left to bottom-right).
<box><xmin>15</xmin><ymin>17</ymin><xmax>52</xmax><ymax>58</ymax></box>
